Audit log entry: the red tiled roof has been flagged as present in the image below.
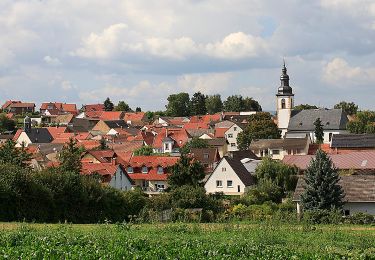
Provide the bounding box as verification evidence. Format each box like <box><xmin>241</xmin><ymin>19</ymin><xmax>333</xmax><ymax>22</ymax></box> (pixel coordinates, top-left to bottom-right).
<box><xmin>5</xmin><ymin>113</ymin><xmax>14</xmax><ymax>119</ymax></box>
<box><xmin>41</xmin><ymin>102</ymin><xmax>77</xmax><ymax>115</ymax></box>
<box><xmin>87</xmin><ymin>150</ymin><xmax>115</xmax><ymax>163</ymax></box>
<box><xmin>46</xmin><ymin>127</ymin><xmax>68</xmax><ymax>139</ymax></box>
<box><xmin>13</xmin><ymin>129</ymin><xmax>23</xmax><ymax>141</ymax></box>
<box><xmin>10</xmin><ymin>102</ymin><xmax>35</xmax><ymax>108</ymax></box>
<box><xmin>116</xmin><ymin>151</ymin><xmax>133</xmax><ymax>165</ymax></box>
<box><xmin>214</xmin><ymin>128</ymin><xmax>229</xmax><ymax>138</ymax></box>
<box><xmin>77</xmin><ymin>140</ymin><xmax>101</xmax><ymax>150</ymax></box>
<box><xmin>111</xmin><ymin>140</ymin><xmax>144</xmax><ymax>152</ymax></box>
<box><xmin>84</xmin><ymin>104</ymin><xmax>105</xmax><ymax>112</ymax></box>
<box><xmin>124</xmin><ymin>112</ymin><xmax>145</xmax><ymax>122</ymax></box>
<box><xmin>152</xmin><ymin>128</ymin><xmax>190</xmax><ymax>148</ymax></box>
<box><xmin>283</xmin><ymin>151</ymin><xmax>375</xmax><ymax>170</ymax></box>
<box><xmin>129</xmin><ymin>155</ymin><xmax>179</xmax><ymax>168</ymax></box>
<box><xmin>133</xmin><ymin>131</ymin><xmax>155</xmax><ymax>146</ymax></box>
<box><xmin>190</xmin><ymin>114</ymin><xmax>221</xmax><ymax>123</ymax></box>
<box><xmin>2</xmin><ymin>101</ymin><xmax>20</xmax><ymax>110</ymax></box>
<box><xmin>99</xmin><ymin>111</ymin><xmax>124</xmax><ymax>120</ymax></box>
<box><xmin>182</xmin><ymin>122</ymin><xmax>210</xmax><ymax>130</ymax></box>
<box><xmin>81</xmin><ymin>162</ymin><xmax>118</xmax><ymax>176</ymax></box>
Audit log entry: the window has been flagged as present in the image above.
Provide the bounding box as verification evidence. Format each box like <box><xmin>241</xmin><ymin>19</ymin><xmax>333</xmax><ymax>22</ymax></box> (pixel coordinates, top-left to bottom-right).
<box><xmin>344</xmin><ymin>209</ymin><xmax>350</xmax><ymax>216</ymax></box>
<box><xmin>281</xmin><ymin>99</ymin><xmax>286</xmax><ymax>109</ymax></box>
<box><xmin>222</xmin><ymin>167</ymin><xmax>226</xmax><ymax>172</ymax></box>
<box><xmin>142</xmin><ymin>166</ymin><xmax>148</xmax><ymax>173</ymax></box>
<box><xmin>164</xmin><ymin>143</ymin><xmax>170</xmax><ymax>151</ymax></box>
<box><xmin>228</xmin><ymin>133</ymin><xmax>233</xmax><ymax>138</ymax></box>
<box><xmin>203</xmin><ymin>153</ymin><xmax>209</xmax><ymax>159</ymax></box>
<box><xmin>272</xmin><ymin>150</ymin><xmax>280</xmax><ymax>155</ymax></box>
<box><xmin>227</xmin><ymin>180</ymin><xmax>233</xmax><ymax>187</ymax></box>
<box><xmin>127</xmin><ymin>167</ymin><xmax>133</xmax><ymax>173</ymax></box>
<box><xmin>231</xmin><ymin>143</ymin><xmax>236</xmax><ymax>147</ymax></box>
<box><xmin>216</xmin><ymin>180</ymin><xmax>223</xmax><ymax>187</ymax></box>
<box><xmin>233</xmin><ymin>127</ymin><xmax>237</xmax><ymax>131</ymax></box>
<box><xmin>329</xmin><ymin>133</ymin><xmax>333</xmax><ymax>142</ymax></box>
<box><xmin>157</xmin><ymin>166</ymin><xmax>164</xmax><ymax>174</ymax></box>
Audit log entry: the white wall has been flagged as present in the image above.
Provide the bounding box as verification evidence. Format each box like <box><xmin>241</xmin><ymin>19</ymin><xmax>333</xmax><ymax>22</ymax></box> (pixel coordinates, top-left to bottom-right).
<box><xmin>344</xmin><ymin>202</ymin><xmax>375</xmax><ymax>215</ymax></box>
<box><xmin>15</xmin><ymin>132</ymin><xmax>32</xmax><ymax>147</ymax></box>
<box><xmin>277</xmin><ymin>96</ymin><xmax>293</xmax><ymax>134</ymax></box>
<box><xmin>225</xmin><ymin>124</ymin><xmax>243</xmax><ymax>152</ymax></box>
<box><xmin>205</xmin><ymin>158</ymin><xmax>247</xmax><ymax>195</ymax></box>
<box><xmin>109</xmin><ymin>166</ymin><xmax>133</xmax><ymax>191</ymax></box>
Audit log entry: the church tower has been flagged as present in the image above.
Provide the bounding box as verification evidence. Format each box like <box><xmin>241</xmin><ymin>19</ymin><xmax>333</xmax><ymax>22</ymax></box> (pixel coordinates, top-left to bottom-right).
<box><xmin>276</xmin><ymin>61</ymin><xmax>294</xmax><ymax>136</ymax></box>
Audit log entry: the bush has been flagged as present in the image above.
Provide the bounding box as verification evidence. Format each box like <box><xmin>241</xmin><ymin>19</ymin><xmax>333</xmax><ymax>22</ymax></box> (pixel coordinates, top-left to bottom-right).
<box><xmin>345</xmin><ymin>212</ymin><xmax>375</xmax><ymax>225</ymax></box>
<box><xmin>302</xmin><ymin>209</ymin><xmax>343</xmax><ymax>224</ymax></box>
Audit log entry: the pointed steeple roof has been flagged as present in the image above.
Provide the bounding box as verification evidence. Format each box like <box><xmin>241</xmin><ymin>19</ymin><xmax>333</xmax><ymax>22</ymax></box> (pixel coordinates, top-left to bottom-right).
<box><xmin>277</xmin><ymin>60</ymin><xmax>294</xmax><ymax>96</ymax></box>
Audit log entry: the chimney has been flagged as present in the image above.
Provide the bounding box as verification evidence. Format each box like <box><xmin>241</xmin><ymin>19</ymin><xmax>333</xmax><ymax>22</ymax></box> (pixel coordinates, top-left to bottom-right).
<box><xmin>112</xmin><ymin>157</ymin><xmax>116</xmax><ymax>165</ymax></box>
<box><xmin>165</xmin><ymin>128</ymin><xmax>168</xmax><ymax>137</ymax></box>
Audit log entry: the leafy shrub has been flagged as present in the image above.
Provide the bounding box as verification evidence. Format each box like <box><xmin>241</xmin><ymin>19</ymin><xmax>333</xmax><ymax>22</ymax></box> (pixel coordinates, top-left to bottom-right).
<box><xmin>345</xmin><ymin>212</ymin><xmax>374</xmax><ymax>225</ymax></box>
<box><xmin>302</xmin><ymin>209</ymin><xmax>343</xmax><ymax>224</ymax></box>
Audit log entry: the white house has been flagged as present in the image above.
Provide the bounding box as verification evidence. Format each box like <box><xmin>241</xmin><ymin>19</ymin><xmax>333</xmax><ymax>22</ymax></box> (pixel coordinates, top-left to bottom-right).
<box><xmin>293</xmin><ymin>175</ymin><xmax>375</xmax><ymax>215</ymax></box>
<box><xmin>205</xmin><ymin>156</ymin><xmax>256</xmax><ymax>195</ymax></box>
<box><xmin>224</xmin><ymin>123</ymin><xmax>244</xmax><ymax>152</ymax></box>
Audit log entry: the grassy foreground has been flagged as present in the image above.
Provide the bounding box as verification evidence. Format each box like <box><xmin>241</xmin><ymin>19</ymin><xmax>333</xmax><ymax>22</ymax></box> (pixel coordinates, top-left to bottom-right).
<box><xmin>0</xmin><ymin>222</ymin><xmax>374</xmax><ymax>259</ymax></box>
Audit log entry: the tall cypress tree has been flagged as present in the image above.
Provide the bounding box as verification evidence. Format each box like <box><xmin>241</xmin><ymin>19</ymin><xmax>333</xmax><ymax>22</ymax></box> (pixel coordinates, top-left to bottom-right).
<box><xmin>301</xmin><ymin>149</ymin><xmax>344</xmax><ymax>211</ymax></box>
<box><xmin>314</xmin><ymin>117</ymin><xmax>324</xmax><ymax>144</ymax></box>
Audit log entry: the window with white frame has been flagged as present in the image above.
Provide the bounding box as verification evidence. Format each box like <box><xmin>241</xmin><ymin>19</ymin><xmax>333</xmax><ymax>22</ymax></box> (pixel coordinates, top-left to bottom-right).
<box><xmin>127</xmin><ymin>166</ymin><xmax>133</xmax><ymax>173</ymax></box>
<box><xmin>228</xmin><ymin>133</ymin><xmax>233</xmax><ymax>138</ymax></box>
<box><xmin>216</xmin><ymin>180</ymin><xmax>223</xmax><ymax>187</ymax></box>
<box><xmin>227</xmin><ymin>180</ymin><xmax>233</xmax><ymax>187</ymax></box>
<box><xmin>231</xmin><ymin>143</ymin><xmax>236</xmax><ymax>147</ymax></box>
<box><xmin>142</xmin><ymin>166</ymin><xmax>148</xmax><ymax>173</ymax></box>
<box><xmin>233</xmin><ymin>127</ymin><xmax>237</xmax><ymax>131</ymax></box>
<box><xmin>203</xmin><ymin>153</ymin><xmax>209</xmax><ymax>159</ymax></box>
<box><xmin>157</xmin><ymin>166</ymin><xmax>163</xmax><ymax>174</ymax></box>
<box><xmin>222</xmin><ymin>167</ymin><xmax>226</xmax><ymax>172</ymax></box>
<box><xmin>272</xmin><ymin>150</ymin><xmax>280</xmax><ymax>155</ymax></box>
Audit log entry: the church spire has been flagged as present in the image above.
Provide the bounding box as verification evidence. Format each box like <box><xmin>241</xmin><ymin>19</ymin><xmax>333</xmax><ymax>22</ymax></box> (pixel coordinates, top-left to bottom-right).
<box><xmin>277</xmin><ymin>60</ymin><xmax>293</xmax><ymax>96</ymax></box>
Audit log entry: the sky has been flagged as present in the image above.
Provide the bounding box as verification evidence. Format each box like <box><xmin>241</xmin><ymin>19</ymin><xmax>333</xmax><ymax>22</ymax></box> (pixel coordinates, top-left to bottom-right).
<box><xmin>1</xmin><ymin>0</ymin><xmax>375</xmax><ymax>111</ymax></box>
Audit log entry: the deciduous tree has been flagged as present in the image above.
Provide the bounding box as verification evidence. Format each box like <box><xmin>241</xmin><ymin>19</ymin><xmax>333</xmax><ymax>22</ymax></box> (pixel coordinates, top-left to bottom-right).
<box><xmin>0</xmin><ymin>140</ymin><xmax>31</xmax><ymax>168</ymax></box>
<box><xmin>115</xmin><ymin>101</ymin><xmax>132</xmax><ymax>112</ymax></box>
<box><xmin>59</xmin><ymin>138</ymin><xmax>83</xmax><ymax>174</ymax></box>
<box><xmin>294</xmin><ymin>104</ymin><xmax>318</xmax><ymax>110</ymax></box>
<box><xmin>237</xmin><ymin>112</ymin><xmax>280</xmax><ymax>150</ymax></box>
<box><xmin>205</xmin><ymin>94</ymin><xmax>223</xmax><ymax>114</ymax></box>
<box><xmin>165</xmin><ymin>93</ymin><xmax>191</xmax><ymax>117</ymax></box>
<box><xmin>334</xmin><ymin>101</ymin><xmax>358</xmax><ymax>115</ymax></box>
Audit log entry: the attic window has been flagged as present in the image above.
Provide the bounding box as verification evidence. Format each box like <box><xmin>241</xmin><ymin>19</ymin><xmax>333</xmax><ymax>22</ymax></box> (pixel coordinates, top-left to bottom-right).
<box><xmin>203</xmin><ymin>153</ymin><xmax>209</xmax><ymax>159</ymax></box>
<box><xmin>361</xmin><ymin>160</ymin><xmax>368</xmax><ymax>167</ymax></box>
<box><xmin>299</xmin><ymin>122</ymin><xmax>303</xmax><ymax>126</ymax></box>
<box><xmin>157</xmin><ymin>166</ymin><xmax>163</xmax><ymax>174</ymax></box>
<box><xmin>142</xmin><ymin>166</ymin><xmax>148</xmax><ymax>173</ymax></box>
<box><xmin>127</xmin><ymin>167</ymin><xmax>133</xmax><ymax>173</ymax></box>
<box><xmin>326</xmin><ymin>122</ymin><xmax>330</xmax><ymax>125</ymax></box>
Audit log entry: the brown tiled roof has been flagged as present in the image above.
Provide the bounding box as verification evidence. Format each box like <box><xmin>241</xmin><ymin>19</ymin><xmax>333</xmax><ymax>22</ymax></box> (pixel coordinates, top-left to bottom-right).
<box><xmin>293</xmin><ymin>175</ymin><xmax>375</xmax><ymax>202</ymax></box>
<box><xmin>10</xmin><ymin>102</ymin><xmax>35</xmax><ymax>108</ymax></box>
<box><xmin>206</xmin><ymin>138</ymin><xmax>227</xmax><ymax>147</ymax></box>
<box><xmin>250</xmin><ymin>137</ymin><xmax>308</xmax><ymax>150</ymax></box>
<box><xmin>190</xmin><ymin>148</ymin><xmax>220</xmax><ymax>164</ymax></box>
<box><xmin>331</xmin><ymin>134</ymin><xmax>375</xmax><ymax>148</ymax></box>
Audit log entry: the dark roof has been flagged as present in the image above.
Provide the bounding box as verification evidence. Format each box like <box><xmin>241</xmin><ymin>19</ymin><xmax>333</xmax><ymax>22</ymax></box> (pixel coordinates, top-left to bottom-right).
<box><xmin>224</xmin><ymin>156</ymin><xmax>255</xmax><ymax>186</ymax></box>
<box><xmin>69</xmin><ymin>118</ymin><xmax>99</xmax><ymax>132</ymax></box>
<box><xmin>288</xmin><ymin>109</ymin><xmax>348</xmax><ymax>131</ymax></box>
<box><xmin>222</xmin><ymin>115</ymin><xmax>250</xmax><ymax>124</ymax></box>
<box><xmin>162</xmin><ymin>136</ymin><xmax>174</xmax><ymax>143</ymax></box>
<box><xmin>24</xmin><ymin>128</ymin><xmax>53</xmax><ymax>143</ymax></box>
<box><xmin>331</xmin><ymin>134</ymin><xmax>375</xmax><ymax>148</ymax></box>
<box><xmin>228</xmin><ymin>150</ymin><xmax>259</xmax><ymax>160</ymax></box>
<box><xmin>293</xmin><ymin>175</ymin><xmax>375</xmax><ymax>202</ymax></box>
<box><xmin>104</xmin><ymin>120</ymin><xmax>129</xmax><ymax>129</ymax></box>
<box><xmin>186</xmin><ymin>129</ymin><xmax>214</xmax><ymax>137</ymax></box>
<box><xmin>29</xmin><ymin>143</ymin><xmax>64</xmax><ymax>155</ymax></box>
<box><xmin>250</xmin><ymin>137</ymin><xmax>309</xmax><ymax>150</ymax></box>
<box><xmin>206</xmin><ymin>138</ymin><xmax>228</xmax><ymax>147</ymax></box>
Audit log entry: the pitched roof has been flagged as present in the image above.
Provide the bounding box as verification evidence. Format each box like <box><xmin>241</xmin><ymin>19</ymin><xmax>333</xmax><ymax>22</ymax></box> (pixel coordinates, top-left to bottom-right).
<box><xmin>293</xmin><ymin>175</ymin><xmax>375</xmax><ymax>202</ymax></box>
<box><xmin>250</xmin><ymin>137</ymin><xmax>309</xmax><ymax>150</ymax></box>
<box><xmin>53</xmin><ymin>114</ymin><xmax>74</xmax><ymax>124</ymax></box>
<box><xmin>23</xmin><ymin>128</ymin><xmax>53</xmax><ymax>143</ymax></box>
<box><xmin>228</xmin><ymin>150</ymin><xmax>259</xmax><ymax>161</ymax></box>
<box><xmin>214</xmin><ymin>128</ymin><xmax>229</xmax><ymax>138</ymax></box>
<box><xmin>331</xmin><ymin>134</ymin><xmax>375</xmax><ymax>148</ymax></box>
<box><xmin>206</xmin><ymin>138</ymin><xmax>228</xmax><ymax>147</ymax></box>
<box><xmin>223</xmin><ymin>156</ymin><xmax>255</xmax><ymax>186</ymax></box>
<box><xmin>2</xmin><ymin>100</ymin><xmax>20</xmax><ymax>110</ymax></box>
<box><xmin>68</xmin><ymin>118</ymin><xmax>99</xmax><ymax>132</ymax></box>
<box><xmin>99</xmin><ymin>111</ymin><xmax>125</xmax><ymax>120</ymax></box>
<box><xmin>152</xmin><ymin>128</ymin><xmax>190</xmax><ymax>148</ymax></box>
<box><xmin>9</xmin><ymin>102</ymin><xmax>35</xmax><ymax>108</ymax></box>
<box><xmin>186</xmin><ymin>129</ymin><xmax>214</xmax><ymax>138</ymax></box>
<box><xmin>190</xmin><ymin>148</ymin><xmax>220</xmax><ymax>164</ymax></box>
<box><xmin>104</xmin><ymin>120</ymin><xmax>129</xmax><ymax>129</ymax></box>
<box><xmin>128</xmin><ymin>155</ymin><xmax>179</xmax><ymax>167</ymax></box>
<box><xmin>85</xmin><ymin>150</ymin><xmax>116</xmax><ymax>163</ymax></box>
<box><xmin>124</xmin><ymin>112</ymin><xmax>146</xmax><ymax>123</ymax></box>
<box><xmin>288</xmin><ymin>109</ymin><xmax>348</xmax><ymax>131</ymax></box>
<box><xmin>283</xmin><ymin>151</ymin><xmax>375</xmax><ymax>170</ymax></box>
<box><xmin>182</xmin><ymin>122</ymin><xmax>210</xmax><ymax>130</ymax></box>
<box><xmin>83</xmin><ymin>104</ymin><xmax>105</xmax><ymax>112</ymax></box>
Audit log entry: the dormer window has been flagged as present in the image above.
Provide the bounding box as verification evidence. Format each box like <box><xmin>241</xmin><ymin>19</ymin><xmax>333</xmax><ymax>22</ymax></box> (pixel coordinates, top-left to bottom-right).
<box><xmin>142</xmin><ymin>166</ymin><xmax>148</xmax><ymax>173</ymax></box>
<box><xmin>203</xmin><ymin>153</ymin><xmax>209</xmax><ymax>159</ymax></box>
<box><xmin>165</xmin><ymin>143</ymin><xmax>170</xmax><ymax>150</ymax></box>
<box><xmin>157</xmin><ymin>166</ymin><xmax>163</xmax><ymax>174</ymax></box>
<box><xmin>127</xmin><ymin>166</ymin><xmax>133</xmax><ymax>173</ymax></box>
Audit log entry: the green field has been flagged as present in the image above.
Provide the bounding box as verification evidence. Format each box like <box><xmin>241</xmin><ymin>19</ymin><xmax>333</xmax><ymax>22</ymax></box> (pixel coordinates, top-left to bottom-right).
<box><xmin>0</xmin><ymin>222</ymin><xmax>374</xmax><ymax>259</ymax></box>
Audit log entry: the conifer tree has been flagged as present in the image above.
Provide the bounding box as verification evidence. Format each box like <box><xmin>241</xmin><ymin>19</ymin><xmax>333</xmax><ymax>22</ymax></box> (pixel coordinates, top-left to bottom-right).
<box><xmin>314</xmin><ymin>117</ymin><xmax>324</xmax><ymax>144</ymax></box>
<box><xmin>59</xmin><ymin>138</ymin><xmax>83</xmax><ymax>174</ymax></box>
<box><xmin>301</xmin><ymin>149</ymin><xmax>344</xmax><ymax>211</ymax></box>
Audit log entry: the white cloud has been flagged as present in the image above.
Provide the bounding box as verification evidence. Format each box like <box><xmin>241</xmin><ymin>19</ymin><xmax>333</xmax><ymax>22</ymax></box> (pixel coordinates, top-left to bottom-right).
<box><xmin>61</xmin><ymin>80</ymin><xmax>74</xmax><ymax>91</ymax></box>
<box><xmin>322</xmin><ymin>57</ymin><xmax>375</xmax><ymax>85</ymax></box>
<box><xmin>177</xmin><ymin>73</ymin><xmax>232</xmax><ymax>93</ymax></box>
<box><xmin>205</xmin><ymin>32</ymin><xmax>267</xmax><ymax>59</ymax></box>
<box><xmin>44</xmin><ymin>56</ymin><xmax>62</xmax><ymax>66</ymax></box>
